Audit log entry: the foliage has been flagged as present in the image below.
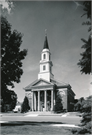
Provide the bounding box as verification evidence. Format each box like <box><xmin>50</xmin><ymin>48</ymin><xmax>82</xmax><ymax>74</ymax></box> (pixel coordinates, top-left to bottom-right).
<box><xmin>1</xmin><ymin>90</ymin><xmax>17</xmax><ymax>112</ymax></box>
<box><xmin>78</xmin><ymin>36</ymin><xmax>91</xmax><ymax>74</ymax></box>
<box><xmin>1</xmin><ymin>16</ymin><xmax>27</xmax><ymax>90</ymax></box>
<box><xmin>78</xmin><ymin>1</ymin><xmax>91</xmax><ymax>74</ymax></box>
<box><xmin>54</xmin><ymin>92</ymin><xmax>63</xmax><ymax>113</ymax></box>
<box><xmin>0</xmin><ymin>0</ymin><xmax>14</xmax><ymax>15</ymax></box>
<box><xmin>74</xmin><ymin>97</ymin><xmax>85</xmax><ymax>112</ymax></box>
<box><xmin>1</xmin><ymin>16</ymin><xmax>27</xmax><ymax>111</ymax></box>
<box><xmin>72</xmin><ymin>95</ymin><xmax>92</xmax><ymax>134</ymax></box>
<box><xmin>21</xmin><ymin>96</ymin><xmax>30</xmax><ymax>113</ymax></box>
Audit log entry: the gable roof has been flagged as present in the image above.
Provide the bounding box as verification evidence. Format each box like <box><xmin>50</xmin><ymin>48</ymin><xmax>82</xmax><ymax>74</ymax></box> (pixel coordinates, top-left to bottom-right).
<box><xmin>50</xmin><ymin>78</ymin><xmax>70</xmax><ymax>87</ymax></box>
<box><xmin>24</xmin><ymin>78</ymin><xmax>54</xmax><ymax>90</ymax></box>
<box><xmin>24</xmin><ymin>78</ymin><xmax>75</xmax><ymax>96</ymax></box>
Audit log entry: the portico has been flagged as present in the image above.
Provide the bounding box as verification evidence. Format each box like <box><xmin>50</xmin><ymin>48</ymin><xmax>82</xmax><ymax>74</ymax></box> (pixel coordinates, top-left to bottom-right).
<box><xmin>31</xmin><ymin>82</ymin><xmax>55</xmax><ymax>111</ymax></box>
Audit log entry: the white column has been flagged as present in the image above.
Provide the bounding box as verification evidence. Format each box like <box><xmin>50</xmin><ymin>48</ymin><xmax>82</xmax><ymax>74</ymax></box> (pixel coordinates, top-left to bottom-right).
<box><xmin>34</xmin><ymin>92</ymin><xmax>36</xmax><ymax>111</ymax></box>
<box><xmin>32</xmin><ymin>91</ymin><xmax>34</xmax><ymax>111</ymax></box>
<box><xmin>44</xmin><ymin>90</ymin><xmax>47</xmax><ymax>111</ymax></box>
<box><xmin>38</xmin><ymin>91</ymin><xmax>40</xmax><ymax>111</ymax></box>
<box><xmin>51</xmin><ymin>90</ymin><xmax>53</xmax><ymax>111</ymax></box>
<box><xmin>54</xmin><ymin>90</ymin><xmax>55</xmax><ymax>105</ymax></box>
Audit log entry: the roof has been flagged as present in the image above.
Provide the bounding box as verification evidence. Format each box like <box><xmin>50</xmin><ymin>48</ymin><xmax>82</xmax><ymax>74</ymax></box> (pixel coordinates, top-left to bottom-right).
<box><xmin>50</xmin><ymin>78</ymin><xmax>75</xmax><ymax>96</ymax></box>
<box><xmin>43</xmin><ymin>35</ymin><xmax>49</xmax><ymax>49</ymax></box>
<box><xmin>24</xmin><ymin>78</ymin><xmax>75</xmax><ymax>96</ymax></box>
<box><xmin>50</xmin><ymin>78</ymin><xmax>70</xmax><ymax>87</ymax></box>
<box><xmin>24</xmin><ymin>78</ymin><xmax>54</xmax><ymax>90</ymax></box>
<box><xmin>24</xmin><ymin>78</ymin><xmax>70</xmax><ymax>90</ymax></box>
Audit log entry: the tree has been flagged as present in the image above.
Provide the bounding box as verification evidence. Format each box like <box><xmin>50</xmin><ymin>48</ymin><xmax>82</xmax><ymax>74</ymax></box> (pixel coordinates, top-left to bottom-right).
<box><xmin>74</xmin><ymin>97</ymin><xmax>85</xmax><ymax>112</ymax></box>
<box><xmin>0</xmin><ymin>0</ymin><xmax>14</xmax><ymax>15</ymax></box>
<box><xmin>54</xmin><ymin>92</ymin><xmax>63</xmax><ymax>113</ymax></box>
<box><xmin>1</xmin><ymin>16</ymin><xmax>27</xmax><ymax>110</ymax></box>
<box><xmin>21</xmin><ymin>96</ymin><xmax>30</xmax><ymax>113</ymax></box>
<box><xmin>72</xmin><ymin>95</ymin><xmax>92</xmax><ymax>134</ymax></box>
<box><xmin>78</xmin><ymin>1</ymin><xmax>91</xmax><ymax>74</ymax></box>
<box><xmin>1</xmin><ymin>90</ymin><xmax>17</xmax><ymax>112</ymax></box>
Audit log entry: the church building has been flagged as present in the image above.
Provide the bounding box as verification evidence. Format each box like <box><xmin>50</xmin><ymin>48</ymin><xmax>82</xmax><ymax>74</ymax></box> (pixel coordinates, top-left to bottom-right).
<box><xmin>24</xmin><ymin>34</ymin><xmax>75</xmax><ymax>112</ymax></box>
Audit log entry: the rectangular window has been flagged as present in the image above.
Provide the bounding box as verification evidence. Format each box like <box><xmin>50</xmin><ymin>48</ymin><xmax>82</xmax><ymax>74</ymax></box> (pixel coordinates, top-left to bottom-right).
<box><xmin>43</xmin><ymin>65</ymin><xmax>46</xmax><ymax>70</ymax></box>
<box><xmin>43</xmin><ymin>54</ymin><xmax>46</xmax><ymax>59</ymax></box>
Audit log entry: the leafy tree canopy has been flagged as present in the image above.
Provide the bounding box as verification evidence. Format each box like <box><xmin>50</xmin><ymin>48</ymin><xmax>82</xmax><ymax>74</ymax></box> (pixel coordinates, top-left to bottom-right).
<box><xmin>1</xmin><ymin>16</ymin><xmax>27</xmax><ymax>91</ymax></box>
<box><xmin>78</xmin><ymin>1</ymin><xmax>91</xmax><ymax>74</ymax></box>
<box><xmin>73</xmin><ymin>95</ymin><xmax>92</xmax><ymax>134</ymax></box>
<box><xmin>1</xmin><ymin>16</ymin><xmax>27</xmax><ymax>111</ymax></box>
<box><xmin>1</xmin><ymin>90</ymin><xmax>17</xmax><ymax>112</ymax></box>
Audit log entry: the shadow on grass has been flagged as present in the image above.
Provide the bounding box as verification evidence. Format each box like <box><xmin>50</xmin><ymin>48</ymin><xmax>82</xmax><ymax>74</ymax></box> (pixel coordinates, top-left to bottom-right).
<box><xmin>1</xmin><ymin>121</ymin><xmax>64</xmax><ymax>126</ymax></box>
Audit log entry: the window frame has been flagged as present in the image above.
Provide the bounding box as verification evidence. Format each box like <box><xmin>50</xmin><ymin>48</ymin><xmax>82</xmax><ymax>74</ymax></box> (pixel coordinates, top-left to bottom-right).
<box><xmin>43</xmin><ymin>54</ymin><xmax>46</xmax><ymax>59</ymax></box>
<box><xmin>43</xmin><ymin>65</ymin><xmax>46</xmax><ymax>70</ymax></box>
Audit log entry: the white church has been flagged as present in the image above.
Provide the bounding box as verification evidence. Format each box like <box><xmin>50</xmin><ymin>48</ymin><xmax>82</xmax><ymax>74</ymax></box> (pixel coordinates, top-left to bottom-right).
<box><xmin>24</xmin><ymin>34</ymin><xmax>75</xmax><ymax>112</ymax></box>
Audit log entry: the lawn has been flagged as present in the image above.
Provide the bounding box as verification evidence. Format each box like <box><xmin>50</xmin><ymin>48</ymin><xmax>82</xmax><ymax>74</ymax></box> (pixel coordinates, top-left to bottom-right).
<box><xmin>1</xmin><ymin>123</ymin><xmax>74</xmax><ymax>135</ymax></box>
<box><xmin>0</xmin><ymin>112</ymin><xmax>84</xmax><ymax>135</ymax></box>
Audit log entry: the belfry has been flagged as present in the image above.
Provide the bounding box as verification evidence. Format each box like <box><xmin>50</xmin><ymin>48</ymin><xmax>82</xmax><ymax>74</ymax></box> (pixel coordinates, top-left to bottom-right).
<box><xmin>24</xmin><ymin>33</ymin><xmax>75</xmax><ymax>112</ymax></box>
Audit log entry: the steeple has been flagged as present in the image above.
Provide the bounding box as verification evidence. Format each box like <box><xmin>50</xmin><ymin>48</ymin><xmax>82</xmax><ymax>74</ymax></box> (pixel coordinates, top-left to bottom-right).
<box><xmin>38</xmin><ymin>32</ymin><xmax>54</xmax><ymax>82</ymax></box>
<box><xmin>43</xmin><ymin>35</ymin><xmax>49</xmax><ymax>50</ymax></box>
<box><xmin>43</xmin><ymin>29</ymin><xmax>49</xmax><ymax>50</ymax></box>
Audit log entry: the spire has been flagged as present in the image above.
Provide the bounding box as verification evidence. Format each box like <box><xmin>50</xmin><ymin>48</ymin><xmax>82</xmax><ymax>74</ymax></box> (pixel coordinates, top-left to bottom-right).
<box><xmin>43</xmin><ymin>29</ymin><xmax>49</xmax><ymax>50</ymax></box>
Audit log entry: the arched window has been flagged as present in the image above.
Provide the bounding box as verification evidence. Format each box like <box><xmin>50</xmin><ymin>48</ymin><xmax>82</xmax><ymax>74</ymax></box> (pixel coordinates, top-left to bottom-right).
<box><xmin>43</xmin><ymin>65</ymin><xmax>46</xmax><ymax>70</ymax></box>
<box><xmin>43</xmin><ymin>54</ymin><xmax>46</xmax><ymax>59</ymax></box>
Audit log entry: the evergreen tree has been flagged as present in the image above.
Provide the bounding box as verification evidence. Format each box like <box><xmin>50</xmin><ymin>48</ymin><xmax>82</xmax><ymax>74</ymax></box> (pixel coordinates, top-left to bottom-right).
<box><xmin>78</xmin><ymin>1</ymin><xmax>91</xmax><ymax>74</ymax></box>
<box><xmin>21</xmin><ymin>96</ymin><xmax>30</xmax><ymax>113</ymax></box>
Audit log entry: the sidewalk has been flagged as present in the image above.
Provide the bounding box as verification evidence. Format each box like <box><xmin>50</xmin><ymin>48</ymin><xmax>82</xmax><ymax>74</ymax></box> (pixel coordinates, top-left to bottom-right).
<box><xmin>0</xmin><ymin>112</ymin><xmax>82</xmax><ymax>126</ymax></box>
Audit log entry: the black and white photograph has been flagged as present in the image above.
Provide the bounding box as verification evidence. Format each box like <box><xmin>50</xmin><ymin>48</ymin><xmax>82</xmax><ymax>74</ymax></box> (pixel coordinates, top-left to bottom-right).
<box><xmin>0</xmin><ymin>0</ymin><xmax>91</xmax><ymax>135</ymax></box>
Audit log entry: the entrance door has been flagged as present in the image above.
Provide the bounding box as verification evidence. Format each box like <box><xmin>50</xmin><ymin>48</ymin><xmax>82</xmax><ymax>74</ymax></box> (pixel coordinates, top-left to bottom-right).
<box><xmin>47</xmin><ymin>90</ymin><xmax>51</xmax><ymax>111</ymax></box>
<box><xmin>40</xmin><ymin>91</ymin><xmax>44</xmax><ymax>111</ymax></box>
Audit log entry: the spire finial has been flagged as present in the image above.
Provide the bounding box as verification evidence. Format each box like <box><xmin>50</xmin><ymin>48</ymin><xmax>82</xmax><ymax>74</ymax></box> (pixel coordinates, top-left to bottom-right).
<box><xmin>45</xmin><ymin>29</ymin><xmax>47</xmax><ymax>36</ymax></box>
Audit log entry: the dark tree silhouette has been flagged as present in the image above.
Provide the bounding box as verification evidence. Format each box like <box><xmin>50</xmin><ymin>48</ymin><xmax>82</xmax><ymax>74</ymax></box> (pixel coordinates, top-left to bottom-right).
<box><xmin>1</xmin><ymin>16</ymin><xmax>27</xmax><ymax>110</ymax></box>
<box><xmin>21</xmin><ymin>96</ymin><xmax>30</xmax><ymax>113</ymax></box>
<box><xmin>72</xmin><ymin>95</ymin><xmax>92</xmax><ymax>134</ymax></box>
<box><xmin>1</xmin><ymin>90</ymin><xmax>17</xmax><ymax>112</ymax></box>
<box><xmin>54</xmin><ymin>92</ymin><xmax>63</xmax><ymax>113</ymax></box>
<box><xmin>78</xmin><ymin>1</ymin><xmax>91</xmax><ymax>74</ymax></box>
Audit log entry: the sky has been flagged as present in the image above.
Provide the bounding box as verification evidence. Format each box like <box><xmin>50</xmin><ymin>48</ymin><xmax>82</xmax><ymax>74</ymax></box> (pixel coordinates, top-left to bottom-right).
<box><xmin>1</xmin><ymin>1</ymin><xmax>91</xmax><ymax>102</ymax></box>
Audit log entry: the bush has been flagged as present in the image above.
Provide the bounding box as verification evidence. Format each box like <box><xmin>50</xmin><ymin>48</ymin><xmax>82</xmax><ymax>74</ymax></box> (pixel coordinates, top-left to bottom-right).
<box><xmin>81</xmin><ymin>112</ymin><xmax>91</xmax><ymax>125</ymax></box>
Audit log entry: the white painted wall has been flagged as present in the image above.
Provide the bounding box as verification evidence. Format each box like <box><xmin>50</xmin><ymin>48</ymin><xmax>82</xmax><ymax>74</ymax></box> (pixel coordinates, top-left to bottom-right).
<box><xmin>38</xmin><ymin>48</ymin><xmax>53</xmax><ymax>82</ymax></box>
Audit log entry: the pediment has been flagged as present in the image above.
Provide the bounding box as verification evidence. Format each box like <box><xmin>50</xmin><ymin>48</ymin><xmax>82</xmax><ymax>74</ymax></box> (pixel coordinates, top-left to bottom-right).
<box><xmin>32</xmin><ymin>79</ymin><xmax>52</xmax><ymax>87</ymax></box>
<box><xmin>24</xmin><ymin>79</ymin><xmax>54</xmax><ymax>90</ymax></box>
